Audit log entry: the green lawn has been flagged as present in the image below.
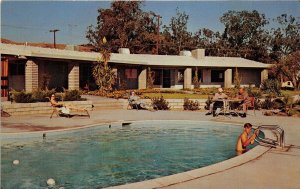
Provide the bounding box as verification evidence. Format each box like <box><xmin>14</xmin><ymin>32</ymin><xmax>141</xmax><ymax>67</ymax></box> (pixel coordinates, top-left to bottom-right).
<box><xmin>281</xmin><ymin>90</ymin><xmax>300</xmax><ymax>97</ymax></box>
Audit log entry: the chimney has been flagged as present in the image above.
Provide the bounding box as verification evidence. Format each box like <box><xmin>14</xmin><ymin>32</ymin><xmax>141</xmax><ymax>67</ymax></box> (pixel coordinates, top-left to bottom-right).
<box><xmin>191</xmin><ymin>49</ymin><xmax>205</xmax><ymax>59</ymax></box>
<box><xmin>179</xmin><ymin>50</ymin><xmax>192</xmax><ymax>56</ymax></box>
<box><xmin>118</xmin><ymin>48</ymin><xmax>130</xmax><ymax>54</ymax></box>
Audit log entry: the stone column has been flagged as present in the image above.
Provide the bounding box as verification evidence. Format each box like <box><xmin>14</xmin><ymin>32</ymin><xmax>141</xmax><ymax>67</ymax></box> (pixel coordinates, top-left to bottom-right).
<box><xmin>25</xmin><ymin>60</ymin><xmax>38</xmax><ymax>92</ymax></box>
<box><xmin>184</xmin><ymin>68</ymin><xmax>192</xmax><ymax>89</ymax></box>
<box><xmin>68</xmin><ymin>62</ymin><xmax>79</xmax><ymax>90</ymax></box>
<box><xmin>138</xmin><ymin>68</ymin><xmax>147</xmax><ymax>89</ymax></box>
<box><xmin>224</xmin><ymin>68</ymin><xmax>232</xmax><ymax>88</ymax></box>
<box><xmin>261</xmin><ymin>69</ymin><xmax>268</xmax><ymax>83</ymax></box>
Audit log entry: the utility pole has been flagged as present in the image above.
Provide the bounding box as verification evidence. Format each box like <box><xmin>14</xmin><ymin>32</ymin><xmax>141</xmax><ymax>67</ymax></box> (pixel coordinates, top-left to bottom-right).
<box><xmin>49</xmin><ymin>29</ymin><xmax>60</xmax><ymax>48</ymax></box>
<box><xmin>151</xmin><ymin>13</ymin><xmax>162</xmax><ymax>54</ymax></box>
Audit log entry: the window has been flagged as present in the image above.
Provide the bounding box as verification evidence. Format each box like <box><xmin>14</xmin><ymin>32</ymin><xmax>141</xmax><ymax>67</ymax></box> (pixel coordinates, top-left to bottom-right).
<box><xmin>211</xmin><ymin>70</ymin><xmax>224</xmax><ymax>82</ymax></box>
<box><xmin>153</xmin><ymin>69</ymin><xmax>161</xmax><ymax>85</ymax></box>
<box><xmin>125</xmin><ymin>69</ymin><xmax>137</xmax><ymax>79</ymax></box>
<box><xmin>9</xmin><ymin>62</ymin><xmax>25</xmax><ymax>75</ymax></box>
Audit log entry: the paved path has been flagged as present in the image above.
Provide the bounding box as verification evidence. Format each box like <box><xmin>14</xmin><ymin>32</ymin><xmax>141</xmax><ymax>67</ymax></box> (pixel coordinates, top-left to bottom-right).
<box><xmin>1</xmin><ymin>109</ymin><xmax>300</xmax><ymax>189</ymax></box>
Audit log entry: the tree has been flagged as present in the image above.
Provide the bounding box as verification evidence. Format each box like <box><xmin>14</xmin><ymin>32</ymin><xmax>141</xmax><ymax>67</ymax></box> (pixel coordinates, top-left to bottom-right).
<box><xmin>269</xmin><ymin>14</ymin><xmax>300</xmax><ymax>61</ymax></box>
<box><xmin>92</xmin><ymin>38</ymin><xmax>116</xmax><ymax>93</ymax></box>
<box><xmin>273</xmin><ymin>51</ymin><xmax>300</xmax><ymax>90</ymax></box>
<box><xmin>147</xmin><ymin>67</ymin><xmax>155</xmax><ymax>89</ymax></box>
<box><xmin>233</xmin><ymin>67</ymin><xmax>242</xmax><ymax>89</ymax></box>
<box><xmin>192</xmin><ymin>67</ymin><xmax>200</xmax><ymax>89</ymax></box>
<box><xmin>161</xmin><ymin>8</ymin><xmax>193</xmax><ymax>55</ymax></box>
<box><xmin>86</xmin><ymin>1</ymin><xmax>158</xmax><ymax>54</ymax></box>
<box><xmin>219</xmin><ymin>10</ymin><xmax>269</xmax><ymax>62</ymax></box>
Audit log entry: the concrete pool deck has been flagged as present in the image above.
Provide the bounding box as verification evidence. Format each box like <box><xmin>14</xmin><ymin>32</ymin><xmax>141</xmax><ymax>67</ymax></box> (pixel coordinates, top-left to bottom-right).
<box><xmin>1</xmin><ymin>109</ymin><xmax>300</xmax><ymax>189</ymax></box>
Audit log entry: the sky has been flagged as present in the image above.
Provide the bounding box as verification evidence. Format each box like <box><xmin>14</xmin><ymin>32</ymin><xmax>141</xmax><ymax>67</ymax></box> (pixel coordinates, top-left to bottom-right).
<box><xmin>1</xmin><ymin>1</ymin><xmax>300</xmax><ymax>45</ymax></box>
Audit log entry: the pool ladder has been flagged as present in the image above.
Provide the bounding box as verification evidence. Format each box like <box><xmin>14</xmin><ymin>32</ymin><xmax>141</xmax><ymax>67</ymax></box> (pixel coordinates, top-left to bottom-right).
<box><xmin>254</xmin><ymin>125</ymin><xmax>285</xmax><ymax>149</ymax></box>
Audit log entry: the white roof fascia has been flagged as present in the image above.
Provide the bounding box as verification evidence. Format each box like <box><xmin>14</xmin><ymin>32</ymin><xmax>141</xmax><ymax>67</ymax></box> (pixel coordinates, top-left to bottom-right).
<box><xmin>0</xmin><ymin>44</ymin><xmax>271</xmax><ymax>68</ymax></box>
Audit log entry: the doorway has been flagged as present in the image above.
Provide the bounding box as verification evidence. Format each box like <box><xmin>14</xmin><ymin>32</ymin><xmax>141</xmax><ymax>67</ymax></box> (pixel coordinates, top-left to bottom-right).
<box><xmin>163</xmin><ymin>69</ymin><xmax>171</xmax><ymax>88</ymax></box>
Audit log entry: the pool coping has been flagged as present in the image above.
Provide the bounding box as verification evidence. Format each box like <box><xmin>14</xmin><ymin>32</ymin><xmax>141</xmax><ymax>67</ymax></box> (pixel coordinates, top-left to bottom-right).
<box><xmin>1</xmin><ymin>119</ymin><xmax>272</xmax><ymax>189</ymax></box>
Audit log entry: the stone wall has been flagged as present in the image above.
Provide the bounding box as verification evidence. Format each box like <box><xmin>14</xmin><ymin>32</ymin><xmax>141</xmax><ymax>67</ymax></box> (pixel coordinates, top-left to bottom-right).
<box><xmin>2</xmin><ymin>101</ymin><xmax>93</xmax><ymax>116</ymax></box>
<box><xmin>2</xmin><ymin>99</ymin><xmax>207</xmax><ymax>116</ymax></box>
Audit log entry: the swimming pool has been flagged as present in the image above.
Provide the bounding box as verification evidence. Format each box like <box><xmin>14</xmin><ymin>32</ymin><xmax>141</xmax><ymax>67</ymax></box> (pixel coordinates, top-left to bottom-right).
<box><xmin>1</xmin><ymin>120</ymin><xmax>245</xmax><ymax>188</ymax></box>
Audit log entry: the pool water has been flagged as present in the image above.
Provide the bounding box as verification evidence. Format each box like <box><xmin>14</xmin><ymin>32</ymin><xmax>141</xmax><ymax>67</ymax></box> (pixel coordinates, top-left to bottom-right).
<box><xmin>1</xmin><ymin>121</ymin><xmax>244</xmax><ymax>188</ymax></box>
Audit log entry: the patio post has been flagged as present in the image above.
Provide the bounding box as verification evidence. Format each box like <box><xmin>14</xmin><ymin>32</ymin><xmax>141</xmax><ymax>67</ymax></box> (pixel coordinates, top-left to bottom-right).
<box><xmin>25</xmin><ymin>60</ymin><xmax>38</xmax><ymax>92</ymax></box>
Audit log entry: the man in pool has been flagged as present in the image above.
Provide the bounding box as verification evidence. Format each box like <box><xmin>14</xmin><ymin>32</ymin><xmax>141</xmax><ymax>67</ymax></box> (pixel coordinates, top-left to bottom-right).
<box><xmin>236</xmin><ymin>123</ymin><xmax>259</xmax><ymax>155</ymax></box>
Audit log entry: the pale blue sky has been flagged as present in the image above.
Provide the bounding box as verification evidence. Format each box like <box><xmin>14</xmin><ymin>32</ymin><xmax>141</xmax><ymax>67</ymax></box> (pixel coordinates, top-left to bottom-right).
<box><xmin>1</xmin><ymin>1</ymin><xmax>300</xmax><ymax>45</ymax></box>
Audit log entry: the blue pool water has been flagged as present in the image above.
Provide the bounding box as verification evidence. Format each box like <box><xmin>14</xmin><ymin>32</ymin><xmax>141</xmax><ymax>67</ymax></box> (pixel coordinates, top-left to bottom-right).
<box><xmin>1</xmin><ymin>121</ymin><xmax>244</xmax><ymax>188</ymax></box>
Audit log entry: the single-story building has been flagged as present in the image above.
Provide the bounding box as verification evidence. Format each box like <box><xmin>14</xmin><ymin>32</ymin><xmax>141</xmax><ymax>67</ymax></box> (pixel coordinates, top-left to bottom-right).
<box><xmin>1</xmin><ymin>43</ymin><xmax>270</xmax><ymax>99</ymax></box>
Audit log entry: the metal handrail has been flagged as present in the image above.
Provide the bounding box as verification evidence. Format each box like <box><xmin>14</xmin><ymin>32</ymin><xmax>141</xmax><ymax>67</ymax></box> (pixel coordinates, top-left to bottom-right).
<box><xmin>254</xmin><ymin>125</ymin><xmax>285</xmax><ymax>149</ymax></box>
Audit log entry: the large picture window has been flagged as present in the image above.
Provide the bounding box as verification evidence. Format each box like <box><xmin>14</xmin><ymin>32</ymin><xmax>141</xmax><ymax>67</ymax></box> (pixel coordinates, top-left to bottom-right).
<box><xmin>211</xmin><ymin>70</ymin><xmax>224</xmax><ymax>82</ymax></box>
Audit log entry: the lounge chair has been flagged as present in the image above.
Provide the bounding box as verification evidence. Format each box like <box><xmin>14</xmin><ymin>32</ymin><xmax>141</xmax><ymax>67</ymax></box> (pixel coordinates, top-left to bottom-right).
<box><xmin>46</xmin><ymin>97</ymin><xmax>90</xmax><ymax>118</ymax></box>
<box><xmin>127</xmin><ymin>96</ymin><xmax>156</xmax><ymax>111</ymax></box>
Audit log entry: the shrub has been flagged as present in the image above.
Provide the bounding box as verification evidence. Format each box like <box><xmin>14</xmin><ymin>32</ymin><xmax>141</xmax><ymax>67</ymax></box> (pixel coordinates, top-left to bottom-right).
<box><xmin>183</xmin><ymin>98</ymin><xmax>200</xmax><ymax>111</ymax></box>
<box><xmin>63</xmin><ymin>89</ymin><xmax>84</xmax><ymax>101</ymax></box>
<box><xmin>247</xmin><ymin>87</ymin><xmax>262</xmax><ymax>98</ymax></box>
<box><xmin>151</xmin><ymin>96</ymin><xmax>170</xmax><ymax>110</ymax></box>
<box><xmin>32</xmin><ymin>89</ymin><xmax>56</xmax><ymax>102</ymax></box>
<box><xmin>261</xmin><ymin>79</ymin><xmax>281</xmax><ymax>96</ymax></box>
<box><xmin>12</xmin><ymin>91</ymin><xmax>34</xmax><ymax>103</ymax></box>
<box><xmin>260</xmin><ymin>96</ymin><xmax>275</xmax><ymax>110</ymax></box>
<box><xmin>106</xmin><ymin>90</ymin><xmax>128</xmax><ymax>99</ymax></box>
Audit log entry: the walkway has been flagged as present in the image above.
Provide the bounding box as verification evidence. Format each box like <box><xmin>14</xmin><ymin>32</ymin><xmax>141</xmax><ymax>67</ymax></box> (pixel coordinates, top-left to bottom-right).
<box><xmin>1</xmin><ymin>109</ymin><xmax>300</xmax><ymax>189</ymax></box>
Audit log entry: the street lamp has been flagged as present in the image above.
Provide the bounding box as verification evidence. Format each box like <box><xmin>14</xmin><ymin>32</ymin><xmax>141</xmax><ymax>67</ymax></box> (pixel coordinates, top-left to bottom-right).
<box><xmin>49</xmin><ymin>29</ymin><xmax>60</xmax><ymax>48</ymax></box>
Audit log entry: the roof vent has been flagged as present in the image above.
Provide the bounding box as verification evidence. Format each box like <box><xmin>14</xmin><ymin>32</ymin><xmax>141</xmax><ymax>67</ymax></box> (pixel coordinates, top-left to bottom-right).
<box><xmin>118</xmin><ymin>48</ymin><xmax>130</xmax><ymax>54</ymax></box>
<box><xmin>179</xmin><ymin>50</ymin><xmax>192</xmax><ymax>56</ymax></box>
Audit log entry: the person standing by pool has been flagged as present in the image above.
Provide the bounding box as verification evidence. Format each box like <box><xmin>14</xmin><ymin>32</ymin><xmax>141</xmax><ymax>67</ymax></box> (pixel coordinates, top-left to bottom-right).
<box><xmin>236</xmin><ymin>123</ymin><xmax>259</xmax><ymax>155</ymax></box>
<box><xmin>205</xmin><ymin>87</ymin><xmax>228</xmax><ymax>116</ymax></box>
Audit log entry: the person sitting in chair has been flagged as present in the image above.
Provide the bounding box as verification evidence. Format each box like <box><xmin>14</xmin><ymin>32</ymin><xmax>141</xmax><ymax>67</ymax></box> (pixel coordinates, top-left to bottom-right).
<box><xmin>205</xmin><ymin>87</ymin><xmax>228</xmax><ymax>116</ymax></box>
<box><xmin>236</xmin><ymin>87</ymin><xmax>251</xmax><ymax>118</ymax></box>
<box><xmin>50</xmin><ymin>94</ymin><xmax>70</xmax><ymax>114</ymax></box>
<box><xmin>128</xmin><ymin>91</ymin><xmax>146</xmax><ymax>109</ymax></box>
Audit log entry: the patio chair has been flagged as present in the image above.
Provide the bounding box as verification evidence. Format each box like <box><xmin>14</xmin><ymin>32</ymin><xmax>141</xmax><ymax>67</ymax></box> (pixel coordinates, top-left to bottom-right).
<box><xmin>246</xmin><ymin>97</ymin><xmax>256</xmax><ymax>116</ymax></box>
<box><xmin>127</xmin><ymin>96</ymin><xmax>157</xmax><ymax>111</ymax></box>
<box><xmin>46</xmin><ymin>97</ymin><xmax>70</xmax><ymax>118</ymax></box>
<box><xmin>237</xmin><ymin>97</ymin><xmax>256</xmax><ymax>116</ymax></box>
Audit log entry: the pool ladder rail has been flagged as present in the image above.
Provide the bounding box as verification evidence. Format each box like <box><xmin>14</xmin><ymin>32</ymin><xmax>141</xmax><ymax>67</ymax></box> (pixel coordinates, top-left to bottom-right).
<box><xmin>254</xmin><ymin>125</ymin><xmax>285</xmax><ymax>149</ymax></box>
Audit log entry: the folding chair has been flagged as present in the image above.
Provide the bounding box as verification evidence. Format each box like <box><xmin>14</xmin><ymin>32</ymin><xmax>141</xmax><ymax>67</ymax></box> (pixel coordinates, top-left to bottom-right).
<box><xmin>246</xmin><ymin>97</ymin><xmax>256</xmax><ymax>116</ymax></box>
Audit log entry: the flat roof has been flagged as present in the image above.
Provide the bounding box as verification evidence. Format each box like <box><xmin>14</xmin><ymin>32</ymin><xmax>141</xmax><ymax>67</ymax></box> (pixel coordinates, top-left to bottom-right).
<box><xmin>0</xmin><ymin>44</ymin><xmax>271</xmax><ymax>68</ymax></box>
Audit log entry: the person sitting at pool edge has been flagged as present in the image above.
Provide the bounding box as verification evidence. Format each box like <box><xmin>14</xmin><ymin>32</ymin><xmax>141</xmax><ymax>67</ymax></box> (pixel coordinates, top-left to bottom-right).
<box><xmin>205</xmin><ymin>87</ymin><xmax>228</xmax><ymax>116</ymax></box>
<box><xmin>237</xmin><ymin>87</ymin><xmax>252</xmax><ymax>118</ymax></box>
<box><xmin>236</xmin><ymin>123</ymin><xmax>259</xmax><ymax>155</ymax></box>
